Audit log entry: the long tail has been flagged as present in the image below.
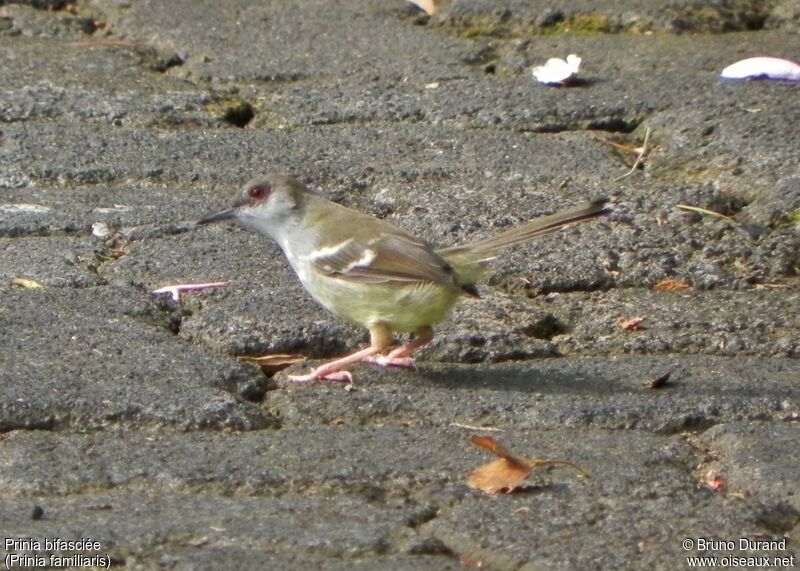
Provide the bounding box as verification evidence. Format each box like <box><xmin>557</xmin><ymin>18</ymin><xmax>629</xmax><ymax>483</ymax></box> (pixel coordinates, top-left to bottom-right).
<box><xmin>438</xmin><ymin>198</ymin><xmax>611</xmax><ymax>282</ymax></box>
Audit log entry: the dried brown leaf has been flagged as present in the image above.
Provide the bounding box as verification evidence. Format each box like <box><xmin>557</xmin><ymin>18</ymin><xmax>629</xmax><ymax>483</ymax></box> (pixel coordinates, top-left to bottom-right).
<box><xmin>619</xmin><ymin>317</ymin><xmax>645</xmax><ymax>331</ymax></box>
<box><xmin>653</xmin><ymin>278</ymin><xmax>691</xmax><ymax>291</ymax></box>
<box><xmin>470</xmin><ymin>434</ymin><xmax>513</xmax><ymax>457</ymax></box>
<box><xmin>467</xmin><ymin>435</ymin><xmax>588</xmax><ymax>495</ymax></box>
<box><xmin>468</xmin><ymin>457</ymin><xmax>531</xmax><ymax>495</ymax></box>
<box><xmin>239</xmin><ymin>353</ymin><xmax>307</xmax><ymax>375</ymax></box>
<box><xmin>645</xmin><ymin>371</ymin><xmax>672</xmax><ymax>389</ymax></box>
<box><xmin>468</xmin><ymin>436</ymin><xmax>532</xmax><ymax>494</ymax></box>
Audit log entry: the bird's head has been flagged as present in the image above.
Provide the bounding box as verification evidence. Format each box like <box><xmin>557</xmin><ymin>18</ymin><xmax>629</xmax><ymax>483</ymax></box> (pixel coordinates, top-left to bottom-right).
<box><xmin>198</xmin><ymin>175</ymin><xmax>308</xmax><ymax>240</ymax></box>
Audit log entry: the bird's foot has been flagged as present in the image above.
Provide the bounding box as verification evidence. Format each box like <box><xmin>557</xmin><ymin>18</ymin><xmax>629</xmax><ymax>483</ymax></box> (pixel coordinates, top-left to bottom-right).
<box><xmin>364</xmin><ymin>328</ymin><xmax>431</xmax><ymax>370</ymax></box>
<box><xmin>287</xmin><ymin>369</ymin><xmax>353</xmax><ymax>384</ymax></box>
<box><xmin>364</xmin><ymin>354</ymin><xmax>417</xmax><ymax>369</ymax></box>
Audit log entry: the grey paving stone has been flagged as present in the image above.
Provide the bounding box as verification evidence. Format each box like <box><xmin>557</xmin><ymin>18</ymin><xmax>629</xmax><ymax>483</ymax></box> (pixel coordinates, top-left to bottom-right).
<box><xmin>97</xmin><ymin>0</ymin><xmax>470</xmax><ymax>83</ymax></box>
<box><xmin>267</xmin><ymin>356</ymin><xmax>799</xmax><ymax>434</ymax></box>
<box><xmin>0</xmin><ymin>492</ymin><xmax>441</xmax><ymax>567</ymax></box>
<box><xmin>1</xmin><ymin>0</ymin><xmax>798</xmax><ymax>568</ymax></box>
<box><xmin>698</xmin><ymin>422</ymin><xmax>800</xmax><ymax>513</ymax></box>
<box><xmin>0</xmin><ymin>36</ymin><xmax>212</xmax><ymax>125</ymax></box>
<box><xmin>439</xmin><ymin>0</ymin><xmax>790</xmax><ymax>34</ymax></box>
<box><xmin>0</xmin><ymin>286</ymin><xmax>270</xmax><ymax>431</ymax></box>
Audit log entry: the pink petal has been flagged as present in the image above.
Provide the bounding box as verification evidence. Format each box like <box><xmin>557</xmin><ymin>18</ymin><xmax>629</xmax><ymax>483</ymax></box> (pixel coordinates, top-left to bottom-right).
<box><xmin>152</xmin><ymin>281</ymin><xmax>230</xmax><ymax>302</ymax></box>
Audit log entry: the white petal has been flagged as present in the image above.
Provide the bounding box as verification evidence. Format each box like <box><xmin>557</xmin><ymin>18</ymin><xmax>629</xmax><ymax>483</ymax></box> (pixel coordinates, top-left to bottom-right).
<box><xmin>721</xmin><ymin>57</ymin><xmax>800</xmax><ymax>81</ymax></box>
<box><xmin>532</xmin><ymin>54</ymin><xmax>581</xmax><ymax>85</ymax></box>
<box><xmin>91</xmin><ymin>222</ymin><xmax>111</xmax><ymax>238</ymax></box>
<box><xmin>407</xmin><ymin>0</ymin><xmax>436</xmax><ymax>15</ymax></box>
<box><xmin>565</xmin><ymin>54</ymin><xmax>582</xmax><ymax>71</ymax></box>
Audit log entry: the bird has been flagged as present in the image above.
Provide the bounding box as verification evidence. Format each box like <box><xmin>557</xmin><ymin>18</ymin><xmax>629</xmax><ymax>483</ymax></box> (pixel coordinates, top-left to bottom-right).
<box><xmin>198</xmin><ymin>175</ymin><xmax>611</xmax><ymax>383</ymax></box>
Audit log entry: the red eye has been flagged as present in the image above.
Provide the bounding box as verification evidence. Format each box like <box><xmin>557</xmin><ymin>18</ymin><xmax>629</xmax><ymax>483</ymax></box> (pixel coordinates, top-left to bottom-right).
<box><xmin>247</xmin><ymin>185</ymin><xmax>270</xmax><ymax>201</ymax></box>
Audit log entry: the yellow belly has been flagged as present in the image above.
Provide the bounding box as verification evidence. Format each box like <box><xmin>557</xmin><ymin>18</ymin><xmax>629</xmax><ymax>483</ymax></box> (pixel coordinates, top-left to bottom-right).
<box><xmin>301</xmin><ymin>276</ymin><xmax>462</xmax><ymax>332</ymax></box>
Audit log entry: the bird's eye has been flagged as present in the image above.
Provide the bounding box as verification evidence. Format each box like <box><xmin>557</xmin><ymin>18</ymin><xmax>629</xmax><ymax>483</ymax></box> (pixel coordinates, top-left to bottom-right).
<box><xmin>247</xmin><ymin>184</ymin><xmax>270</xmax><ymax>201</ymax></box>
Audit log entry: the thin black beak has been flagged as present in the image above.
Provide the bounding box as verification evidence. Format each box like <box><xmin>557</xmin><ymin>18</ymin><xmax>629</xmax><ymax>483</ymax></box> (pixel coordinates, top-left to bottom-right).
<box><xmin>197</xmin><ymin>208</ymin><xmax>237</xmax><ymax>225</ymax></box>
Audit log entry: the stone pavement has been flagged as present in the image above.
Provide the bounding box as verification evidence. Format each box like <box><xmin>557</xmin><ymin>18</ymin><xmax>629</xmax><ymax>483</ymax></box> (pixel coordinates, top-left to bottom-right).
<box><xmin>1</xmin><ymin>0</ymin><xmax>798</xmax><ymax>569</ymax></box>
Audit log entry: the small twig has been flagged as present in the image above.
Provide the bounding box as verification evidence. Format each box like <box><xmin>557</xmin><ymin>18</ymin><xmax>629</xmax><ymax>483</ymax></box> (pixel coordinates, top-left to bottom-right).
<box><xmin>753</xmin><ymin>283</ymin><xmax>789</xmax><ymax>290</ymax></box>
<box><xmin>675</xmin><ymin>204</ymin><xmax>735</xmax><ymax>222</ymax></box>
<box><xmin>596</xmin><ymin>139</ymin><xmax>633</xmax><ymax>153</ymax></box>
<box><xmin>613</xmin><ymin>128</ymin><xmax>652</xmax><ymax>181</ymax></box>
<box><xmin>524</xmin><ymin>458</ymin><xmax>591</xmax><ymax>479</ymax></box>
<box><xmin>69</xmin><ymin>39</ymin><xmax>139</xmax><ymax>48</ymax></box>
<box><xmin>450</xmin><ymin>423</ymin><xmax>504</xmax><ymax>432</ymax></box>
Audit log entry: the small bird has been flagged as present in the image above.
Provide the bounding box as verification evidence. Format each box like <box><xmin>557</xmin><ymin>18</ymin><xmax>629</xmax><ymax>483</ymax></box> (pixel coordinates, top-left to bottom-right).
<box><xmin>199</xmin><ymin>175</ymin><xmax>611</xmax><ymax>383</ymax></box>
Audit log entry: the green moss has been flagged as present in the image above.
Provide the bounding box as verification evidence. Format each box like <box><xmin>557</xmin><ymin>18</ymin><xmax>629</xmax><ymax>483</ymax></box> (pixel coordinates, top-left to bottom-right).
<box><xmin>543</xmin><ymin>13</ymin><xmax>613</xmax><ymax>35</ymax></box>
<box><xmin>666</xmin><ymin>3</ymin><xmax>768</xmax><ymax>33</ymax></box>
<box><xmin>459</xmin><ymin>25</ymin><xmax>500</xmax><ymax>38</ymax></box>
<box><xmin>785</xmin><ymin>210</ymin><xmax>800</xmax><ymax>224</ymax></box>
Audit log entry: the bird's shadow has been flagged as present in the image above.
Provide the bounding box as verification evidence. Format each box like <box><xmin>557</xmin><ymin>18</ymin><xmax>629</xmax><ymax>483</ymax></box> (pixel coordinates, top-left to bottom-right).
<box><xmin>375</xmin><ymin>360</ymin><xmax>628</xmax><ymax>397</ymax></box>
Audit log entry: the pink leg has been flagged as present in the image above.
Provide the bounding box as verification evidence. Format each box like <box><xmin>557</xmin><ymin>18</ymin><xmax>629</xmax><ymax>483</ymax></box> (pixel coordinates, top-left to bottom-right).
<box><xmin>288</xmin><ymin>324</ymin><xmax>393</xmax><ymax>384</ymax></box>
<box><xmin>364</xmin><ymin>326</ymin><xmax>433</xmax><ymax>369</ymax></box>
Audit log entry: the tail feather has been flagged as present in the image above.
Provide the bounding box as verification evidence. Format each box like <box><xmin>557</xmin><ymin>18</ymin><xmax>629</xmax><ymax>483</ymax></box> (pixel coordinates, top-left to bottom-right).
<box><xmin>438</xmin><ymin>198</ymin><xmax>611</xmax><ymax>282</ymax></box>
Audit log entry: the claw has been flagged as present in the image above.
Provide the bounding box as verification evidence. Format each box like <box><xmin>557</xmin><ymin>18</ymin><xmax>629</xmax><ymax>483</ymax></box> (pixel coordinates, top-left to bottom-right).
<box><xmin>364</xmin><ymin>355</ymin><xmax>417</xmax><ymax>369</ymax></box>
